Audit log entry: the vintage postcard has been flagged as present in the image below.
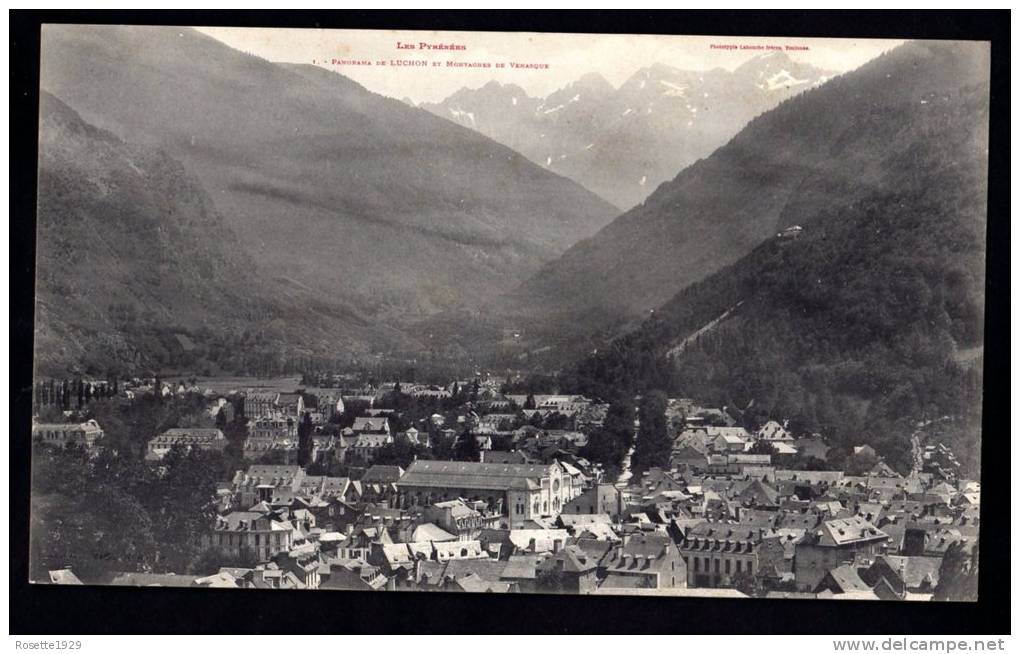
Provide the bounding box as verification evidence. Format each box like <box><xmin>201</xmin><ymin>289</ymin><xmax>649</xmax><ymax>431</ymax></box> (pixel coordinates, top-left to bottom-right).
<box><xmin>31</xmin><ymin>24</ymin><xmax>987</xmax><ymax>601</ymax></box>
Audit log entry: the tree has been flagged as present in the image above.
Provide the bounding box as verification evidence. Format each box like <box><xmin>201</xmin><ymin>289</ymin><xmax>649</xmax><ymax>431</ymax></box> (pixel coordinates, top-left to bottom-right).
<box><xmin>454</xmin><ymin>430</ymin><xmax>481</xmax><ymax>462</ymax></box>
<box><xmin>934</xmin><ymin>540</ymin><xmax>979</xmax><ymax>601</ymax></box>
<box><xmin>29</xmin><ymin>446</ymin><xmax>158</xmax><ymax>582</ymax></box>
<box><xmin>373</xmin><ymin>435</ymin><xmax>425</xmax><ymax>468</ymax></box>
<box><xmin>731</xmin><ymin>569</ymin><xmax>765</xmax><ymax>597</ymax></box>
<box><xmin>747</xmin><ymin>440</ymin><xmax>778</xmax><ymax>456</ymax></box>
<box><xmin>297</xmin><ymin>412</ymin><xmax>314</xmax><ymax>466</ymax></box>
<box><xmin>431</xmin><ymin>431</ymin><xmax>456</xmax><ymax>460</ymax></box>
<box><xmin>580</xmin><ymin>427</ymin><xmax>626</xmax><ymax>480</ymax></box>
<box><xmin>845</xmin><ymin>450</ymin><xmax>880</xmax><ymax>476</ymax></box>
<box><xmin>631</xmin><ymin>391</ymin><xmax>671</xmax><ymax>475</ymax></box>
<box><xmin>524</xmin><ymin>393</ymin><xmax>537</xmax><ymax>410</ymax></box>
<box><xmin>543</xmin><ymin>411</ymin><xmax>570</xmax><ymax>431</ymax></box>
<box><xmin>189</xmin><ymin>546</ymin><xmax>258</xmax><ymax>576</ymax></box>
<box><xmin>536</xmin><ymin>565</ymin><xmax>569</xmax><ymax>594</ymax></box>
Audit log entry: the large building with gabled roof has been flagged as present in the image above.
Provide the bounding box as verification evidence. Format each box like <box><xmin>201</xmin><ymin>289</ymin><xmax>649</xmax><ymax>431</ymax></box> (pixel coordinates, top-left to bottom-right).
<box><xmin>396</xmin><ymin>459</ymin><xmax>580</xmax><ymax>528</ymax></box>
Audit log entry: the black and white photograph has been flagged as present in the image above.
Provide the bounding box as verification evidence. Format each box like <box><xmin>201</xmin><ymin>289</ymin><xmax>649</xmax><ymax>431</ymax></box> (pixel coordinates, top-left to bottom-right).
<box><xmin>14</xmin><ymin>12</ymin><xmax>1003</xmax><ymax>627</ymax></box>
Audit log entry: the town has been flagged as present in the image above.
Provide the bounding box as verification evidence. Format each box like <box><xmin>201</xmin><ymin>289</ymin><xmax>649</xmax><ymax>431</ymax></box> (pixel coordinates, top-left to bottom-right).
<box><xmin>30</xmin><ymin>371</ymin><xmax>979</xmax><ymax>600</ymax></box>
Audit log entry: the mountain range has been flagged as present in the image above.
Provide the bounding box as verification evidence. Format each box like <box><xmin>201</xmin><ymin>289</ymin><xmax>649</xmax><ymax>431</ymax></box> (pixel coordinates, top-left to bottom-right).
<box><xmin>419</xmin><ymin>52</ymin><xmax>834</xmax><ymax>209</ymax></box>
<box><xmin>484</xmin><ymin>40</ymin><xmax>990</xmax><ymax>366</ymax></box>
<box><xmin>35</xmin><ymin>24</ymin><xmax>620</xmax><ymax>373</ymax></box>
<box><xmin>38</xmin><ymin>25</ymin><xmax>618</xmax><ymax>328</ymax></box>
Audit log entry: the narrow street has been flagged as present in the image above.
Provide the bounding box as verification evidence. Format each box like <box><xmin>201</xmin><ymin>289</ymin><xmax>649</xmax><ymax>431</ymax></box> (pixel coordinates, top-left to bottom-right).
<box><xmin>615</xmin><ymin>443</ymin><xmax>635</xmax><ymax>489</ymax></box>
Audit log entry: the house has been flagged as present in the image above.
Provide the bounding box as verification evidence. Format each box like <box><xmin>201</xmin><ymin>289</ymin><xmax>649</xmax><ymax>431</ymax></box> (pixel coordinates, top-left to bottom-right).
<box><xmin>536</xmin><ymin>544</ymin><xmax>600</xmax><ymax>594</ymax></box>
<box><xmin>794</xmin><ymin>517</ymin><xmax>889</xmax><ymax>591</ymax></box>
<box><xmin>352</xmin><ymin>416</ymin><xmax>391</xmax><ymax>437</ymax></box>
<box><xmin>679</xmin><ymin>523</ymin><xmax>763</xmax><ymax>588</ymax></box>
<box><xmin>776</xmin><ymin>469</ymin><xmax>844</xmax><ymax>487</ymax></box>
<box><xmin>370</xmin><ymin>542</ymin><xmax>433</xmax><ymax>575</ymax></box>
<box><xmin>361</xmin><ymin>465</ymin><xmax>405</xmax><ymax>484</ymax></box>
<box><xmin>32</xmin><ymin>419</ymin><xmax>104</xmax><ymax>450</ymax></box>
<box><xmin>816</xmin><ymin>564</ymin><xmax>873</xmax><ymax>595</ymax></box>
<box><xmin>397</xmin><ymin>460</ymin><xmax>578</xmax><ymax>528</ymax></box>
<box><xmin>232</xmin><ymin>464</ymin><xmax>306</xmax><ymax>506</ymax></box>
<box><xmin>347</xmin><ymin>433</ymin><xmax>394</xmax><ymax>465</ymax></box>
<box><xmin>244</xmin><ymin>392</ymin><xmax>278</xmax><ymax>419</ymax></box>
<box><xmin>708</xmin><ymin>427</ymin><xmax>750</xmax><ymax>453</ymax></box>
<box><xmin>423</xmin><ymin>499</ymin><xmax>496</xmax><ymax>541</ymax></box>
<box><xmin>482</xmin><ymin>450</ymin><xmax>532</xmax><ymax>465</ymax></box>
<box><xmin>561</xmin><ymin>483</ymin><xmax>624</xmax><ymax>519</ymax></box>
<box><xmin>732</xmin><ymin>479</ymin><xmax>780</xmax><ymax>508</ymax></box>
<box><xmin>853</xmin><ymin>444</ymin><xmax>878</xmax><ymax>459</ymax></box>
<box><xmin>242</xmin><ymin>437</ymin><xmax>299</xmax><ymax>464</ymax></box>
<box><xmin>403</xmin><ymin>427</ymin><xmax>429</xmax><ymax>448</ymax></box>
<box><xmin>432</xmin><ymin>539</ymin><xmax>488</xmax><ymax>562</ymax></box>
<box><xmin>205</xmin><ymin>509</ymin><xmax>294</xmax><ymax>562</ymax></box>
<box><xmin>495</xmin><ymin>555</ymin><xmax>542</xmax><ymax>592</ymax></box>
<box><xmin>671</xmin><ymin>444</ymin><xmax>709</xmax><ymax>471</ymax></box>
<box><xmin>757</xmin><ymin>528</ymin><xmax>807</xmax><ymax>582</ymax></box>
<box><xmin>248</xmin><ymin>417</ymin><xmax>295</xmax><ymax>442</ymax></box>
<box><xmin>273</xmin><ymin>547</ymin><xmax>322</xmax><ymax>589</ymax></box>
<box><xmin>556</xmin><ymin>514</ymin><xmax>621</xmax><ymax>542</ymax></box>
<box><xmin>757</xmin><ymin>420</ymin><xmax>794</xmax><ymax>442</ymax></box>
<box><xmin>601</xmin><ymin>534</ymin><xmax>687</xmax><ymax>590</ymax></box>
<box><xmin>860</xmin><ymin>555</ymin><xmax>941</xmax><ymax>599</ymax></box>
<box><xmin>207</xmin><ymin>397</ymin><xmax>236</xmax><ymax>423</ymax></box>
<box><xmin>506</xmin><ymin>529</ymin><xmax>570</xmax><ymax>555</ymax></box>
<box><xmin>145</xmin><ymin>428</ymin><xmax>226</xmax><ymax>461</ymax></box>
<box><xmin>319</xmin><ymin>560</ymin><xmax>387</xmax><ymax>591</ymax></box>
<box><xmin>313</xmin><ymin>392</ymin><xmax>344</xmax><ymax>421</ymax></box>
<box><xmin>275</xmin><ymin>393</ymin><xmax>305</xmax><ymax>418</ymax></box>
<box><xmin>409</xmin><ymin>522</ymin><xmax>458</xmax><ymax>544</ymax></box>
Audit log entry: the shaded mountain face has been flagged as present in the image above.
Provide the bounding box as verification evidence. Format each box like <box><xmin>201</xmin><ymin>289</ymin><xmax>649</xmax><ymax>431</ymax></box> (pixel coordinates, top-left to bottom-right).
<box><xmin>420</xmin><ymin>52</ymin><xmax>833</xmax><ymax>209</ymax></box>
<box><xmin>496</xmin><ymin>41</ymin><xmax>990</xmax><ymax>364</ymax></box>
<box><xmin>35</xmin><ymin>92</ymin><xmax>393</xmax><ymax>376</ymax></box>
<box><xmin>566</xmin><ymin>41</ymin><xmax>989</xmax><ymax>474</ymax></box>
<box><xmin>38</xmin><ymin>25</ymin><xmax>618</xmax><ymax>329</ymax></box>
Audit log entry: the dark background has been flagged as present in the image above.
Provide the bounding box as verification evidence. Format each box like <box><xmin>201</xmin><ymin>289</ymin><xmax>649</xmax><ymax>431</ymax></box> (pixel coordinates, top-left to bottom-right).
<box><xmin>10</xmin><ymin>9</ymin><xmax>1010</xmax><ymax>635</ymax></box>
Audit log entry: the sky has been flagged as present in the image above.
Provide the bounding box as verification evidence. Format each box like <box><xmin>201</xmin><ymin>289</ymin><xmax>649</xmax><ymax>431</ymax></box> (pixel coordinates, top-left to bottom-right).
<box><xmin>195</xmin><ymin>27</ymin><xmax>904</xmax><ymax>104</ymax></box>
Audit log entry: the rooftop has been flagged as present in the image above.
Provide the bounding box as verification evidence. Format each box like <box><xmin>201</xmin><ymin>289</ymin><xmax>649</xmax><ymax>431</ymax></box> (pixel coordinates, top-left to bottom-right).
<box><xmin>398</xmin><ymin>460</ymin><xmax>556</xmax><ymax>491</ymax></box>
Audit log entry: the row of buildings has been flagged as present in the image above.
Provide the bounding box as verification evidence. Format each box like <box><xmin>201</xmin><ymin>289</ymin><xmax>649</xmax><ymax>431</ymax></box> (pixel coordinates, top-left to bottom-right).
<box><xmin>36</xmin><ymin>384</ymin><xmax>977</xmax><ymax>600</ymax></box>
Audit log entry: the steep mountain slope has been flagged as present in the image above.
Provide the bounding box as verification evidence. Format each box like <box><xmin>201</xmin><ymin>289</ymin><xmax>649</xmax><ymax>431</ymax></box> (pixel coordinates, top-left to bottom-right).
<box><xmin>35</xmin><ymin>92</ymin><xmax>392</xmax><ymax>376</ymax></box>
<box><xmin>499</xmin><ymin>41</ymin><xmax>990</xmax><ymax>362</ymax></box>
<box><xmin>566</xmin><ymin>41</ymin><xmax>989</xmax><ymax>474</ymax></box>
<box><xmin>38</xmin><ymin>25</ymin><xmax>618</xmax><ymax>325</ymax></box>
<box><xmin>420</xmin><ymin>53</ymin><xmax>832</xmax><ymax>209</ymax></box>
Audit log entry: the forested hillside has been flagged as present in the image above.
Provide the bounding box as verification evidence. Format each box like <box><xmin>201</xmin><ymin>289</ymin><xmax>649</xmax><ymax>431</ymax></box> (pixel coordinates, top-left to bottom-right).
<box><xmin>564</xmin><ymin>42</ymin><xmax>990</xmax><ymax>475</ymax></box>
<box><xmin>35</xmin><ymin>92</ymin><xmax>395</xmax><ymax>377</ymax></box>
<box><xmin>501</xmin><ymin>41</ymin><xmax>991</xmax><ymax>371</ymax></box>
